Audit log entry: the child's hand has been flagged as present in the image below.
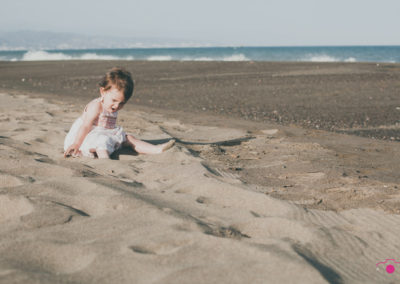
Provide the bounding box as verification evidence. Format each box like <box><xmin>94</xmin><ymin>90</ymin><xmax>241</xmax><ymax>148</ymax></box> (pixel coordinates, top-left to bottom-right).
<box><xmin>64</xmin><ymin>144</ymin><xmax>82</xmax><ymax>158</ymax></box>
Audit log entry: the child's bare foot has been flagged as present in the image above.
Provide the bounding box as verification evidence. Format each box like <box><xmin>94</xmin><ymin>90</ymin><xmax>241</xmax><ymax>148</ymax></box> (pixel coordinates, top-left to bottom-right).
<box><xmin>161</xmin><ymin>139</ymin><xmax>175</xmax><ymax>152</ymax></box>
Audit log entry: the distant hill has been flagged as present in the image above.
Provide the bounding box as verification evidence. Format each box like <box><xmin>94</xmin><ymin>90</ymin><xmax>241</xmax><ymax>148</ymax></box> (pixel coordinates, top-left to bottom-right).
<box><xmin>0</xmin><ymin>31</ymin><xmax>211</xmax><ymax>50</ymax></box>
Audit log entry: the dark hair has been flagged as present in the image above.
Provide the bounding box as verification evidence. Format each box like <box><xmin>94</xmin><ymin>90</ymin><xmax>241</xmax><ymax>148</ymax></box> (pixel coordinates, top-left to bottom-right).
<box><xmin>99</xmin><ymin>67</ymin><xmax>134</xmax><ymax>101</ymax></box>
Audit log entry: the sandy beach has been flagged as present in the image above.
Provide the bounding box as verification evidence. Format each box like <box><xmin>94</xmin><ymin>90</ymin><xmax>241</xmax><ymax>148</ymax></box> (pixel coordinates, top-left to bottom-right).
<box><xmin>1</xmin><ymin>61</ymin><xmax>400</xmax><ymax>283</ymax></box>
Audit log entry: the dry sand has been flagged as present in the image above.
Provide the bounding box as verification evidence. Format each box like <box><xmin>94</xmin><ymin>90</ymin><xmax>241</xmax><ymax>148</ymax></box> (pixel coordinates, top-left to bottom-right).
<box><xmin>1</xmin><ymin>62</ymin><xmax>400</xmax><ymax>283</ymax></box>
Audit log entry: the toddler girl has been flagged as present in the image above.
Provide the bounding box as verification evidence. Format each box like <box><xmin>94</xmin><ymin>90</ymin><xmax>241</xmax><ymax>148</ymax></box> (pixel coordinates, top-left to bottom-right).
<box><xmin>64</xmin><ymin>67</ymin><xmax>174</xmax><ymax>158</ymax></box>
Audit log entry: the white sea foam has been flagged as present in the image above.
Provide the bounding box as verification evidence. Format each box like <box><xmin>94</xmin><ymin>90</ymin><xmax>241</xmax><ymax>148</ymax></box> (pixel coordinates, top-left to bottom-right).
<box><xmin>222</xmin><ymin>54</ymin><xmax>249</xmax><ymax>61</ymax></box>
<box><xmin>78</xmin><ymin>53</ymin><xmax>124</xmax><ymax>60</ymax></box>
<box><xmin>22</xmin><ymin>50</ymin><xmax>73</xmax><ymax>61</ymax></box>
<box><xmin>146</xmin><ymin>55</ymin><xmax>173</xmax><ymax>61</ymax></box>
<box><xmin>307</xmin><ymin>55</ymin><xmax>338</xmax><ymax>62</ymax></box>
<box><xmin>20</xmin><ymin>50</ymin><xmax>134</xmax><ymax>61</ymax></box>
<box><xmin>302</xmin><ymin>54</ymin><xmax>358</xmax><ymax>63</ymax></box>
<box><xmin>345</xmin><ymin>57</ymin><xmax>357</xmax><ymax>62</ymax></box>
<box><xmin>181</xmin><ymin>56</ymin><xmax>216</xmax><ymax>61</ymax></box>
<box><xmin>16</xmin><ymin>51</ymin><xmax>246</xmax><ymax>62</ymax></box>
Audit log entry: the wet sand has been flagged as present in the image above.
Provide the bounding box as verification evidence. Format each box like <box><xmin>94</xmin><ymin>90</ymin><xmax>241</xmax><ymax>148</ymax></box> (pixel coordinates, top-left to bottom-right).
<box><xmin>1</xmin><ymin>60</ymin><xmax>400</xmax><ymax>139</ymax></box>
<box><xmin>1</xmin><ymin>61</ymin><xmax>400</xmax><ymax>283</ymax></box>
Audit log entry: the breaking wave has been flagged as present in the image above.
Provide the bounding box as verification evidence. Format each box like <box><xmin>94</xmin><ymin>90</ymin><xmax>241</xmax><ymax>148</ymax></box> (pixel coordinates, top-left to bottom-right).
<box><xmin>21</xmin><ymin>50</ymin><xmax>133</xmax><ymax>61</ymax></box>
<box><xmin>0</xmin><ymin>46</ymin><xmax>399</xmax><ymax>63</ymax></box>
<box><xmin>146</xmin><ymin>55</ymin><xmax>173</xmax><ymax>61</ymax></box>
<box><xmin>13</xmin><ymin>50</ymin><xmax>250</xmax><ymax>62</ymax></box>
<box><xmin>302</xmin><ymin>54</ymin><xmax>358</xmax><ymax>63</ymax></box>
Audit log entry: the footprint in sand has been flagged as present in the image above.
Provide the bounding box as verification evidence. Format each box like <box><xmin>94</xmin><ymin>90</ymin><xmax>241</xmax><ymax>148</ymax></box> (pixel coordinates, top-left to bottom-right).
<box><xmin>129</xmin><ymin>239</ymin><xmax>193</xmax><ymax>256</ymax></box>
<box><xmin>0</xmin><ymin>195</ymin><xmax>33</xmax><ymax>223</ymax></box>
<box><xmin>13</xmin><ymin>128</ymin><xmax>27</xmax><ymax>132</ymax></box>
<box><xmin>0</xmin><ymin>174</ymin><xmax>24</xmax><ymax>188</ymax></box>
<box><xmin>18</xmin><ymin>197</ymin><xmax>90</xmax><ymax>228</ymax></box>
<box><xmin>250</xmin><ymin>210</ymin><xmax>262</xmax><ymax>218</ymax></box>
<box><xmin>174</xmin><ymin>188</ymin><xmax>191</xmax><ymax>194</ymax></box>
<box><xmin>196</xmin><ymin>196</ymin><xmax>212</xmax><ymax>205</ymax></box>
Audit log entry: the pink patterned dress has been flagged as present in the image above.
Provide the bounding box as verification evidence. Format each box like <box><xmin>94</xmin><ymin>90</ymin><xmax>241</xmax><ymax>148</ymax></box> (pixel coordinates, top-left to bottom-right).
<box><xmin>64</xmin><ymin>98</ymin><xmax>126</xmax><ymax>157</ymax></box>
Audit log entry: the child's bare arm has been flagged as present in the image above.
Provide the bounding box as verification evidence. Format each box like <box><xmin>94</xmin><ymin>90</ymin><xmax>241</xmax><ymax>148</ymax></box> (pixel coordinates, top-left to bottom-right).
<box><xmin>64</xmin><ymin>101</ymin><xmax>101</xmax><ymax>157</ymax></box>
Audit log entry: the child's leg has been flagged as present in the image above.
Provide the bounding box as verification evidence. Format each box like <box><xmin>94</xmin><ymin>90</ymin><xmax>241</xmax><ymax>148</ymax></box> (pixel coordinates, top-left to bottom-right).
<box><xmin>125</xmin><ymin>134</ymin><xmax>174</xmax><ymax>154</ymax></box>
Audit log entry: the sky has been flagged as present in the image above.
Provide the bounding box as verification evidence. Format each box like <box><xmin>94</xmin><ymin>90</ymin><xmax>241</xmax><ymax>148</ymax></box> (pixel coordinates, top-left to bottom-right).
<box><xmin>1</xmin><ymin>0</ymin><xmax>400</xmax><ymax>46</ymax></box>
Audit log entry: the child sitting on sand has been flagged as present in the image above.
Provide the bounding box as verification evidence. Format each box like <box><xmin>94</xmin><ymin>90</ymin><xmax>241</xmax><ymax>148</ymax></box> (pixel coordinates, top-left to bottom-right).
<box><xmin>64</xmin><ymin>67</ymin><xmax>174</xmax><ymax>158</ymax></box>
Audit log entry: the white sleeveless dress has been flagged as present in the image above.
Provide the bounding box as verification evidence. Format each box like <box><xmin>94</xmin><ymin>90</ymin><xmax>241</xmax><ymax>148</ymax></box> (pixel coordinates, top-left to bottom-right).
<box><xmin>64</xmin><ymin>99</ymin><xmax>126</xmax><ymax>157</ymax></box>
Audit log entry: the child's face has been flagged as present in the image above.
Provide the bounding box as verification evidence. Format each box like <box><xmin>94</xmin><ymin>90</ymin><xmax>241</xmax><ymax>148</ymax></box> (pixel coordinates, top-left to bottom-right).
<box><xmin>100</xmin><ymin>86</ymin><xmax>126</xmax><ymax>113</ymax></box>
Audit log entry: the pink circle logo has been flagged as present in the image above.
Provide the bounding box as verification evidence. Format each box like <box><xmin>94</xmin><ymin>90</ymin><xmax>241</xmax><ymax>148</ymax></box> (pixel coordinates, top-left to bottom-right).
<box><xmin>386</xmin><ymin>265</ymin><xmax>395</xmax><ymax>274</ymax></box>
<box><xmin>376</xmin><ymin>259</ymin><xmax>400</xmax><ymax>274</ymax></box>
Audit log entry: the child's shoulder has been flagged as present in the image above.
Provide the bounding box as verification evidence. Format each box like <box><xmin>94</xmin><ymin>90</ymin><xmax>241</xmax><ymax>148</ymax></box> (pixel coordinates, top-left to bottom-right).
<box><xmin>84</xmin><ymin>98</ymin><xmax>102</xmax><ymax>114</ymax></box>
<box><xmin>85</xmin><ymin>99</ymin><xmax>102</xmax><ymax>111</ymax></box>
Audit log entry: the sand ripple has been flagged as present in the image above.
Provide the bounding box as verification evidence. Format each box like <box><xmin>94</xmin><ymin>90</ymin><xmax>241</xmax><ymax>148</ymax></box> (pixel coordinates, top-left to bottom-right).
<box><xmin>1</xmin><ymin>93</ymin><xmax>400</xmax><ymax>283</ymax></box>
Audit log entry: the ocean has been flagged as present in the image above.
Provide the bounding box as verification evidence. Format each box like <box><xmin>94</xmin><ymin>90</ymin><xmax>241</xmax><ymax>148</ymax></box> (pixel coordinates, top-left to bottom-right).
<box><xmin>0</xmin><ymin>46</ymin><xmax>399</xmax><ymax>63</ymax></box>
